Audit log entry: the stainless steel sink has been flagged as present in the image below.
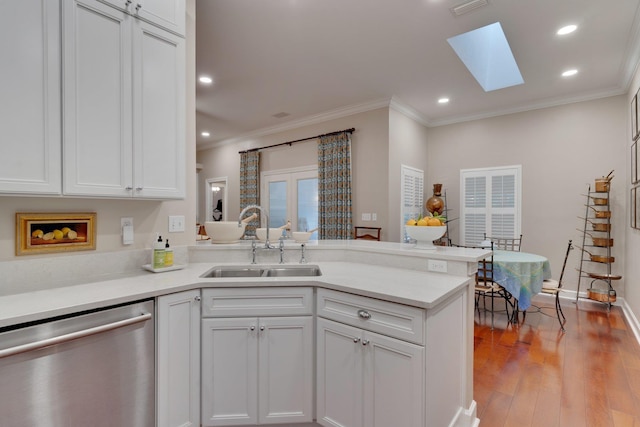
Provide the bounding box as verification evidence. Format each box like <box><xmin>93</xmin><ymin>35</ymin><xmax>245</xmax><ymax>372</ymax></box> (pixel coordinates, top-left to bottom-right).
<box><xmin>200</xmin><ymin>266</ymin><xmax>265</xmax><ymax>278</ymax></box>
<box><xmin>200</xmin><ymin>265</ymin><xmax>321</xmax><ymax>278</ymax></box>
<box><xmin>264</xmin><ymin>265</ymin><xmax>322</xmax><ymax>277</ymax></box>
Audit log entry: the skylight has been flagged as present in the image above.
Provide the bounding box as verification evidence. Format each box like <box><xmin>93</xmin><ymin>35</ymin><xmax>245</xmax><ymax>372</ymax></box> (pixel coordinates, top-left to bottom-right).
<box><xmin>447</xmin><ymin>22</ymin><xmax>524</xmax><ymax>92</ymax></box>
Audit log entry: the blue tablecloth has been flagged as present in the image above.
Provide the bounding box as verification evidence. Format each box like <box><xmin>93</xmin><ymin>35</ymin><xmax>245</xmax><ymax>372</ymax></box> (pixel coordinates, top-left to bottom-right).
<box><xmin>492</xmin><ymin>250</ymin><xmax>552</xmax><ymax>310</ymax></box>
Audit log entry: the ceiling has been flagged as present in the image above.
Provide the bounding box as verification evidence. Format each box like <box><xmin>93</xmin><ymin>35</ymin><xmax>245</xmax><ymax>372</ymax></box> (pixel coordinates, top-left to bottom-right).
<box><xmin>195</xmin><ymin>0</ymin><xmax>640</xmax><ymax>148</ymax></box>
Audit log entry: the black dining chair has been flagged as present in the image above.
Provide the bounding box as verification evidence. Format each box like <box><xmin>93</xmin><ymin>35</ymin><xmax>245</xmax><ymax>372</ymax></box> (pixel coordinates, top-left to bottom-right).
<box><xmin>540</xmin><ymin>240</ymin><xmax>573</xmax><ymax>332</ymax></box>
<box><xmin>484</xmin><ymin>233</ymin><xmax>523</xmax><ymax>252</ymax></box>
<box><xmin>453</xmin><ymin>241</ymin><xmax>511</xmax><ymax>329</ymax></box>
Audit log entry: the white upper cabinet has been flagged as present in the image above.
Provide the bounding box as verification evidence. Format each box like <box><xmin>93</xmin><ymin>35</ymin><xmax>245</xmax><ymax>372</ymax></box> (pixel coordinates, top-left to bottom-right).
<box><xmin>0</xmin><ymin>0</ymin><xmax>62</xmax><ymax>195</ymax></box>
<box><xmin>99</xmin><ymin>0</ymin><xmax>185</xmax><ymax>35</ymax></box>
<box><xmin>63</xmin><ymin>0</ymin><xmax>185</xmax><ymax>199</ymax></box>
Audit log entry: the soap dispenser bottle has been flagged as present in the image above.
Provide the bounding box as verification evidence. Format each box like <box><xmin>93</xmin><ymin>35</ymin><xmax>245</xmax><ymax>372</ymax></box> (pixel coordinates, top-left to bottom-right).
<box><xmin>153</xmin><ymin>234</ymin><xmax>165</xmax><ymax>269</ymax></box>
<box><xmin>164</xmin><ymin>239</ymin><xmax>174</xmax><ymax>267</ymax></box>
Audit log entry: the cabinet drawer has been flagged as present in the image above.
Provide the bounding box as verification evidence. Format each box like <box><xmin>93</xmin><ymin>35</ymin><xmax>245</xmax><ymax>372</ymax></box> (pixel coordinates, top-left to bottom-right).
<box><xmin>317</xmin><ymin>288</ymin><xmax>424</xmax><ymax>345</ymax></box>
<box><xmin>202</xmin><ymin>287</ymin><xmax>313</xmax><ymax>317</ymax></box>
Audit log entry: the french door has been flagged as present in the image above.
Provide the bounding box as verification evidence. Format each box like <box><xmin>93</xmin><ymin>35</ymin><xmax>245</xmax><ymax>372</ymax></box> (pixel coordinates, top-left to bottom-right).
<box><xmin>261</xmin><ymin>166</ymin><xmax>318</xmax><ymax>236</ymax></box>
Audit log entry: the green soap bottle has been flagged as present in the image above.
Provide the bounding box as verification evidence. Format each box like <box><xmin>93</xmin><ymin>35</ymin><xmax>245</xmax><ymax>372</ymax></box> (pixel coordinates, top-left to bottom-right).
<box><xmin>153</xmin><ymin>234</ymin><xmax>165</xmax><ymax>269</ymax></box>
<box><xmin>164</xmin><ymin>239</ymin><xmax>174</xmax><ymax>267</ymax></box>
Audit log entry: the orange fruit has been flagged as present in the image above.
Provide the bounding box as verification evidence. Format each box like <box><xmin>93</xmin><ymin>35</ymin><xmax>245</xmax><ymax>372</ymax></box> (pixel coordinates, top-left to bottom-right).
<box><xmin>427</xmin><ymin>218</ymin><xmax>442</xmax><ymax>226</ymax></box>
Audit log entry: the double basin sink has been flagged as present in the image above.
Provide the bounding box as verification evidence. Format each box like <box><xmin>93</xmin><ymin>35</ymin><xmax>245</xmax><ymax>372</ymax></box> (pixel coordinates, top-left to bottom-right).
<box><xmin>201</xmin><ymin>264</ymin><xmax>322</xmax><ymax>278</ymax></box>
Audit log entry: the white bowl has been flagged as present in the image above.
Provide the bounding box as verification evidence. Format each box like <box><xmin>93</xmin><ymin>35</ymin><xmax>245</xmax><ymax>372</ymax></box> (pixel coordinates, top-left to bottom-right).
<box><xmin>292</xmin><ymin>231</ymin><xmax>313</xmax><ymax>243</ymax></box>
<box><xmin>255</xmin><ymin>227</ymin><xmax>283</xmax><ymax>242</ymax></box>
<box><xmin>205</xmin><ymin>221</ymin><xmax>247</xmax><ymax>243</ymax></box>
<box><xmin>405</xmin><ymin>225</ymin><xmax>446</xmax><ymax>249</ymax></box>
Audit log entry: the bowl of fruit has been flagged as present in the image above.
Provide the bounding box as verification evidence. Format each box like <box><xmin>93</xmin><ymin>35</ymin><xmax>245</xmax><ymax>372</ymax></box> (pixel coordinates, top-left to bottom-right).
<box><xmin>405</xmin><ymin>214</ymin><xmax>446</xmax><ymax>249</ymax></box>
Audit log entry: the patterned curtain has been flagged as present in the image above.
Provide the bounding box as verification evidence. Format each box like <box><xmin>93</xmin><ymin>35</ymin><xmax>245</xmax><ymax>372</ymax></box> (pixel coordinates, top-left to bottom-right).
<box><xmin>318</xmin><ymin>131</ymin><xmax>353</xmax><ymax>239</ymax></box>
<box><xmin>239</xmin><ymin>151</ymin><xmax>260</xmax><ymax>237</ymax></box>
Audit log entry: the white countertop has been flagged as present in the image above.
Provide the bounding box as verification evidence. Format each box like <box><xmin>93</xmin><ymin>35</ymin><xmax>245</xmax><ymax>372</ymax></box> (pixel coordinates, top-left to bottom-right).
<box><xmin>0</xmin><ymin>242</ymin><xmax>489</xmax><ymax>328</ymax></box>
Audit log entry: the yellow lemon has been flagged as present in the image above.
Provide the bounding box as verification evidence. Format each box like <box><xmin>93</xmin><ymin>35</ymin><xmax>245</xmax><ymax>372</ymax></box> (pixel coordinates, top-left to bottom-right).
<box><xmin>406</xmin><ymin>218</ymin><xmax>417</xmax><ymax>226</ymax></box>
<box><xmin>42</xmin><ymin>232</ymin><xmax>54</xmax><ymax>241</ymax></box>
<box><xmin>31</xmin><ymin>229</ymin><xmax>44</xmax><ymax>238</ymax></box>
<box><xmin>417</xmin><ymin>218</ymin><xmax>429</xmax><ymax>226</ymax></box>
<box><xmin>52</xmin><ymin>229</ymin><xmax>64</xmax><ymax>240</ymax></box>
<box><xmin>61</xmin><ymin>227</ymin><xmax>71</xmax><ymax>237</ymax></box>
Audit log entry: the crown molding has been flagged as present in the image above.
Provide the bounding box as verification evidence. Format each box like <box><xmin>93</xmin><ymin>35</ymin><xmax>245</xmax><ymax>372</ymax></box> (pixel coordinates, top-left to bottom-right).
<box><xmin>197</xmin><ymin>97</ymin><xmax>393</xmax><ymax>151</ymax></box>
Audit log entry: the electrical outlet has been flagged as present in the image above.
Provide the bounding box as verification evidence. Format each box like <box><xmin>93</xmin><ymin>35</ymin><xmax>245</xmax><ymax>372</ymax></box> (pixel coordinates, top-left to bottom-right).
<box><xmin>427</xmin><ymin>259</ymin><xmax>448</xmax><ymax>273</ymax></box>
<box><xmin>372</xmin><ymin>213</ymin><xmax>377</xmax><ymax>221</ymax></box>
<box><xmin>168</xmin><ymin>215</ymin><xmax>185</xmax><ymax>232</ymax></box>
<box><xmin>362</xmin><ymin>213</ymin><xmax>371</xmax><ymax>221</ymax></box>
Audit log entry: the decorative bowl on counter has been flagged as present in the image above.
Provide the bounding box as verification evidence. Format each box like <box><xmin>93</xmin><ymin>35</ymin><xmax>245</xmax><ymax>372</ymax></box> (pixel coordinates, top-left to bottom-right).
<box><xmin>292</xmin><ymin>231</ymin><xmax>313</xmax><ymax>243</ymax></box>
<box><xmin>405</xmin><ymin>225</ymin><xmax>446</xmax><ymax>249</ymax></box>
<box><xmin>255</xmin><ymin>227</ymin><xmax>284</xmax><ymax>242</ymax></box>
<box><xmin>205</xmin><ymin>221</ymin><xmax>247</xmax><ymax>243</ymax></box>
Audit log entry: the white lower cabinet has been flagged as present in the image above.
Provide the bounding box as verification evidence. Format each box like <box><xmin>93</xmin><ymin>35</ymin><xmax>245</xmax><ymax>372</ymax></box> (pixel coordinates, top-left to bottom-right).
<box><xmin>156</xmin><ymin>290</ymin><xmax>201</xmax><ymax>427</ymax></box>
<box><xmin>201</xmin><ymin>287</ymin><xmax>314</xmax><ymax>426</ymax></box>
<box><xmin>316</xmin><ymin>293</ymin><xmax>425</xmax><ymax>427</ymax></box>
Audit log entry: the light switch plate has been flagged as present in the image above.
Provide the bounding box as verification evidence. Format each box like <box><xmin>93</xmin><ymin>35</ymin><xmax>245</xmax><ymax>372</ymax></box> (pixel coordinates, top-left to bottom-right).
<box><xmin>121</xmin><ymin>217</ymin><xmax>133</xmax><ymax>245</ymax></box>
<box><xmin>168</xmin><ymin>215</ymin><xmax>185</xmax><ymax>232</ymax></box>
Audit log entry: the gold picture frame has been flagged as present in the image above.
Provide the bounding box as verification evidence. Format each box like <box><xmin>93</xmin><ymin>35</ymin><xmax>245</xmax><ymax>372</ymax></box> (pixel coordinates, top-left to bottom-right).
<box><xmin>16</xmin><ymin>212</ymin><xmax>97</xmax><ymax>255</ymax></box>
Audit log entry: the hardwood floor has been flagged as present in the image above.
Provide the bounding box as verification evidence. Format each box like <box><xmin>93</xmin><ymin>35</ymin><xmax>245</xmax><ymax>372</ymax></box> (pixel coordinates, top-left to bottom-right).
<box><xmin>474</xmin><ymin>294</ymin><xmax>640</xmax><ymax>427</ymax></box>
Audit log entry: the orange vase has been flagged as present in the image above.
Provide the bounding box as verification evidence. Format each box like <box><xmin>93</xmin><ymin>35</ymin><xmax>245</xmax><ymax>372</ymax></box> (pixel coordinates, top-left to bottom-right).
<box><xmin>426</xmin><ymin>184</ymin><xmax>444</xmax><ymax>215</ymax></box>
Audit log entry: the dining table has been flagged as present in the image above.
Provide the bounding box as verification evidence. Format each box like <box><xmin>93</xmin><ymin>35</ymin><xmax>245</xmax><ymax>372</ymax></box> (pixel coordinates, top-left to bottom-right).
<box><xmin>491</xmin><ymin>250</ymin><xmax>552</xmax><ymax>312</ymax></box>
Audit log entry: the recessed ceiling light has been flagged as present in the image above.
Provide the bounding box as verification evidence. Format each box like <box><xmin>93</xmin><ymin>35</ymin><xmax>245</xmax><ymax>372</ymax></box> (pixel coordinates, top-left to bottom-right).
<box><xmin>199</xmin><ymin>76</ymin><xmax>213</xmax><ymax>84</ymax></box>
<box><xmin>557</xmin><ymin>25</ymin><xmax>577</xmax><ymax>36</ymax></box>
<box><xmin>201</xmin><ymin>131</ymin><xmax>210</xmax><ymax>137</ymax></box>
<box><xmin>562</xmin><ymin>69</ymin><xmax>578</xmax><ymax>77</ymax></box>
<box><xmin>438</xmin><ymin>98</ymin><xmax>450</xmax><ymax>104</ymax></box>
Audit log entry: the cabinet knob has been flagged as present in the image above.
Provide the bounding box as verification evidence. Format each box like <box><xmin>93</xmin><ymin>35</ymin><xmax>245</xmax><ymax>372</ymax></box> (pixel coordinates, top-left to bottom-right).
<box><xmin>136</xmin><ymin>3</ymin><xmax>142</xmax><ymax>11</ymax></box>
<box><xmin>194</xmin><ymin>295</ymin><xmax>201</xmax><ymax>302</ymax></box>
<box><xmin>125</xmin><ymin>186</ymin><xmax>133</xmax><ymax>191</ymax></box>
<box><xmin>362</xmin><ymin>339</ymin><xmax>370</xmax><ymax>346</ymax></box>
<box><xmin>125</xmin><ymin>0</ymin><xmax>132</xmax><ymax>5</ymax></box>
<box><xmin>250</xmin><ymin>326</ymin><xmax>255</xmax><ymax>331</ymax></box>
<box><xmin>135</xmin><ymin>187</ymin><xmax>143</xmax><ymax>191</ymax></box>
<box><xmin>260</xmin><ymin>325</ymin><xmax>265</xmax><ymax>331</ymax></box>
<box><xmin>357</xmin><ymin>309</ymin><xmax>371</xmax><ymax>320</ymax></box>
<box><xmin>353</xmin><ymin>337</ymin><xmax>361</xmax><ymax>343</ymax></box>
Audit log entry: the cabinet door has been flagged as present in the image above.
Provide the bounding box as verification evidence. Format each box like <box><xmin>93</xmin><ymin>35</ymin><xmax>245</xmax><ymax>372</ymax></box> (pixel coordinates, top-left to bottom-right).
<box><xmin>0</xmin><ymin>0</ymin><xmax>61</xmax><ymax>195</ymax></box>
<box><xmin>362</xmin><ymin>331</ymin><xmax>424</xmax><ymax>427</ymax></box>
<box><xmin>157</xmin><ymin>290</ymin><xmax>201</xmax><ymax>427</ymax></box>
<box><xmin>132</xmin><ymin>20</ymin><xmax>185</xmax><ymax>199</ymax></box>
<box><xmin>134</xmin><ymin>0</ymin><xmax>185</xmax><ymax>36</ymax></box>
<box><xmin>201</xmin><ymin>318</ymin><xmax>258</xmax><ymax>426</ymax></box>
<box><xmin>317</xmin><ymin>318</ymin><xmax>364</xmax><ymax>427</ymax></box>
<box><xmin>63</xmin><ymin>0</ymin><xmax>134</xmax><ymax>197</ymax></box>
<box><xmin>258</xmin><ymin>316</ymin><xmax>313</xmax><ymax>424</ymax></box>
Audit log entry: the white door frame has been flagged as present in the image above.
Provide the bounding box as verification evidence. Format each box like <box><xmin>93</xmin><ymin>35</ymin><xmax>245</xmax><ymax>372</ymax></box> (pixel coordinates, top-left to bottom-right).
<box><xmin>205</xmin><ymin>176</ymin><xmax>228</xmax><ymax>223</ymax></box>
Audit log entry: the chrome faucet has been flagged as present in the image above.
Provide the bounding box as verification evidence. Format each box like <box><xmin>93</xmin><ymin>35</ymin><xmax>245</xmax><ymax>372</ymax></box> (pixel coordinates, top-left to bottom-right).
<box><xmin>239</xmin><ymin>204</ymin><xmax>273</xmax><ymax>249</ymax></box>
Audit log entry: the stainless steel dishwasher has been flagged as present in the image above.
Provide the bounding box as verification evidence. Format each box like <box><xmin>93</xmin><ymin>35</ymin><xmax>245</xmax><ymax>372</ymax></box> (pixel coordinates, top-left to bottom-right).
<box><xmin>0</xmin><ymin>299</ymin><xmax>155</xmax><ymax>427</ymax></box>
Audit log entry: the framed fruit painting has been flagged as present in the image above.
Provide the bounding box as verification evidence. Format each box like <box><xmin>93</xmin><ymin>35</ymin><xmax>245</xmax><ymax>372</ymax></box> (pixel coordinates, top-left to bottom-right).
<box><xmin>16</xmin><ymin>212</ymin><xmax>96</xmax><ymax>255</ymax></box>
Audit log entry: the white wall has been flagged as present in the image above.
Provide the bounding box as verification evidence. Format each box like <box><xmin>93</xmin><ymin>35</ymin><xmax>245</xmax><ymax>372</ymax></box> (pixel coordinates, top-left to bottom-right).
<box><xmin>197</xmin><ymin>108</ymin><xmax>392</xmax><ymax>237</ymax></box>
<box><xmin>626</xmin><ymin>71</ymin><xmax>640</xmax><ymax>320</ymax></box>
<box><xmin>388</xmin><ymin>107</ymin><xmax>430</xmax><ymax>242</ymax></box>
<box><xmin>427</xmin><ymin>96</ymin><xmax>627</xmax><ymax>297</ymax></box>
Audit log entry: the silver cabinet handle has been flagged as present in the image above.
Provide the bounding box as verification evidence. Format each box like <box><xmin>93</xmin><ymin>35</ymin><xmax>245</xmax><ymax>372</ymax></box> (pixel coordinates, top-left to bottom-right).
<box><xmin>353</xmin><ymin>337</ymin><xmax>361</xmax><ymax>343</ymax></box>
<box><xmin>194</xmin><ymin>295</ymin><xmax>201</xmax><ymax>302</ymax></box>
<box><xmin>362</xmin><ymin>339</ymin><xmax>370</xmax><ymax>346</ymax></box>
<box><xmin>357</xmin><ymin>309</ymin><xmax>371</xmax><ymax>320</ymax></box>
<box><xmin>135</xmin><ymin>187</ymin><xmax>143</xmax><ymax>191</ymax></box>
<box><xmin>250</xmin><ymin>326</ymin><xmax>255</xmax><ymax>331</ymax></box>
<box><xmin>260</xmin><ymin>325</ymin><xmax>265</xmax><ymax>331</ymax></box>
<box><xmin>125</xmin><ymin>186</ymin><xmax>133</xmax><ymax>190</ymax></box>
<box><xmin>0</xmin><ymin>313</ymin><xmax>151</xmax><ymax>359</ymax></box>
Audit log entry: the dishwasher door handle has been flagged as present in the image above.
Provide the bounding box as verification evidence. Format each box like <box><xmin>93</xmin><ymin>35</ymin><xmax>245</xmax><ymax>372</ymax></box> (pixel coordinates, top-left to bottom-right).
<box><xmin>0</xmin><ymin>312</ymin><xmax>152</xmax><ymax>359</ymax></box>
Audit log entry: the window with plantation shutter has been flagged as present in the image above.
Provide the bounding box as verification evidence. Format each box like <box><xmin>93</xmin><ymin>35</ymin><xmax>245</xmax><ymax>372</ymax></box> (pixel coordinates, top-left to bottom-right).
<box><xmin>460</xmin><ymin>166</ymin><xmax>521</xmax><ymax>246</ymax></box>
<box><xmin>401</xmin><ymin>165</ymin><xmax>424</xmax><ymax>241</ymax></box>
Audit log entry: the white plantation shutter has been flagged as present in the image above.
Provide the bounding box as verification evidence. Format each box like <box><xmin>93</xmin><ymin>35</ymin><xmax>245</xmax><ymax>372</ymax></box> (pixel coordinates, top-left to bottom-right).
<box><xmin>461</xmin><ymin>166</ymin><xmax>521</xmax><ymax>246</ymax></box>
<box><xmin>401</xmin><ymin>165</ymin><xmax>424</xmax><ymax>241</ymax></box>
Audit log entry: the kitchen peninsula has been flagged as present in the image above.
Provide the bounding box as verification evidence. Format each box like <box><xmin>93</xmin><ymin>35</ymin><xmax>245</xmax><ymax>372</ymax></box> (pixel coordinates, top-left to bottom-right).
<box><xmin>0</xmin><ymin>241</ymin><xmax>489</xmax><ymax>427</ymax></box>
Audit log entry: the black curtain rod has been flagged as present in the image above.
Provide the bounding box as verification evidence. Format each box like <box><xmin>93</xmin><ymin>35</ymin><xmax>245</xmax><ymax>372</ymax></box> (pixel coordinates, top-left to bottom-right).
<box><xmin>238</xmin><ymin>128</ymin><xmax>355</xmax><ymax>154</ymax></box>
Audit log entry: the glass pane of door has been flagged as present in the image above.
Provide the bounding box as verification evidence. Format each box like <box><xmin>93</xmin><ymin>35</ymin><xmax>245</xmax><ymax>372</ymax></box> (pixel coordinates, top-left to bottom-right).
<box><xmin>297</xmin><ymin>178</ymin><xmax>318</xmax><ymax>235</ymax></box>
<box><xmin>268</xmin><ymin>180</ymin><xmax>287</xmax><ymax>227</ymax></box>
